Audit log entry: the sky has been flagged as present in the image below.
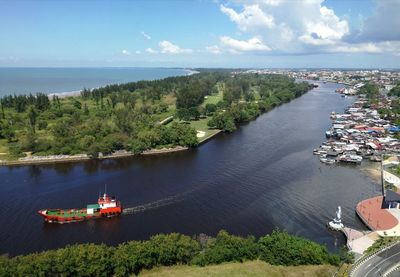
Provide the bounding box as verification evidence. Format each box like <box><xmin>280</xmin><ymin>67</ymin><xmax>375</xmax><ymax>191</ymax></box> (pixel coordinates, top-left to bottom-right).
<box><xmin>0</xmin><ymin>0</ymin><xmax>399</xmax><ymax>68</ymax></box>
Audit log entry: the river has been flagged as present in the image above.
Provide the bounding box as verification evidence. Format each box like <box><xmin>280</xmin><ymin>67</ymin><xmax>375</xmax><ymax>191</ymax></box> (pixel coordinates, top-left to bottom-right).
<box><xmin>0</xmin><ymin>81</ymin><xmax>379</xmax><ymax>256</ymax></box>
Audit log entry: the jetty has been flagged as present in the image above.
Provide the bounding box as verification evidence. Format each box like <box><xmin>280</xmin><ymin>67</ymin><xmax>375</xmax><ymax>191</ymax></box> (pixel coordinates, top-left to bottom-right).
<box><xmin>327</xmin><ymin>206</ymin><xmax>377</xmax><ymax>257</ymax></box>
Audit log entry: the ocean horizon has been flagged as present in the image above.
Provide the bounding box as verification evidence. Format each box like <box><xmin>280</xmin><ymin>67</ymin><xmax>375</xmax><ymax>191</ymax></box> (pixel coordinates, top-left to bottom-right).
<box><xmin>0</xmin><ymin>67</ymin><xmax>192</xmax><ymax>97</ymax></box>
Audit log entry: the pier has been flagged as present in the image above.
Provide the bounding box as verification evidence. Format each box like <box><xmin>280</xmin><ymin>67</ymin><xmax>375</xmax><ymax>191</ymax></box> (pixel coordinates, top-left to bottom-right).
<box><xmin>342</xmin><ymin>227</ymin><xmax>378</xmax><ymax>256</ymax></box>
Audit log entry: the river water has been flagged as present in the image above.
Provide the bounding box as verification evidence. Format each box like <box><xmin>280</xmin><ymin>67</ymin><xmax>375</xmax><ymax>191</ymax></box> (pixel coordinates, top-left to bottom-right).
<box><xmin>0</xmin><ymin>82</ymin><xmax>379</xmax><ymax>256</ymax></box>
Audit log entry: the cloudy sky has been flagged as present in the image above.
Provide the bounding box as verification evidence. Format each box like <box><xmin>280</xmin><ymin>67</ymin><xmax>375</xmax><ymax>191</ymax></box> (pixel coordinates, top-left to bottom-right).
<box><xmin>1</xmin><ymin>0</ymin><xmax>399</xmax><ymax>68</ymax></box>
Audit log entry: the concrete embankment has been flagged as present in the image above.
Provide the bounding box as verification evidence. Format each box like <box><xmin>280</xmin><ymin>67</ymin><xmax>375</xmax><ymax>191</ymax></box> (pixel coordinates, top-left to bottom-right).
<box><xmin>0</xmin><ymin>129</ymin><xmax>223</xmax><ymax>166</ymax></box>
<box><xmin>0</xmin><ymin>147</ymin><xmax>190</xmax><ymax>166</ymax></box>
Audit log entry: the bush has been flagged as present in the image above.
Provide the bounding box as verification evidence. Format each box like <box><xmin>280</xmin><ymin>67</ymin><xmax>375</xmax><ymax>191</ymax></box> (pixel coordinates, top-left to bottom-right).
<box><xmin>192</xmin><ymin>230</ymin><xmax>258</xmax><ymax>266</ymax></box>
<box><xmin>258</xmin><ymin>230</ymin><xmax>339</xmax><ymax>266</ymax></box>
<box><xmin>37</xmin><ymin>120</ymin><xmax>48</xmax><ymax>130</ymax></box>
<box><xmin>2</xmin><ymin>230</ymin><xmax>341</xmax><ymax>276</ymax></box>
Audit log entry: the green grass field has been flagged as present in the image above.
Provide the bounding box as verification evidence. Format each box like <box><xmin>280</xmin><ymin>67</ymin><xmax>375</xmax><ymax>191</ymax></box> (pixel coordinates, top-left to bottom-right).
<box><xmin>202</xmin><ymin>89</ymin><xmax>223</xmax><ymax>107</ymax></box>
<box><xmin>139</xmin><ymin>260</ymin><xmax>336</xmax><ymax>277</ymax></box>
<box><xmin>189</xmin><ymin>117</ymin><xmax>220</xmax><ymax>143</ymax></box>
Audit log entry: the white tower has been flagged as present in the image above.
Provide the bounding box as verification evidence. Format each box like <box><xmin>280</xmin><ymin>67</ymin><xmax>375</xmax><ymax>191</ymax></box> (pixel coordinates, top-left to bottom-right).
<box><xmin>328</xmin><ymin>206</ymin><xmax>344</xmax><ymax>230</ymax></box>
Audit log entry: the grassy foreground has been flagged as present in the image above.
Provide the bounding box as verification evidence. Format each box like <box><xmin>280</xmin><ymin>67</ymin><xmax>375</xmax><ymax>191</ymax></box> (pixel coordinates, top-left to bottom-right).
<box><xmin>140</xmin><ymin>260</ymin><xmax>336</xmax><ymax>277</ymax></box>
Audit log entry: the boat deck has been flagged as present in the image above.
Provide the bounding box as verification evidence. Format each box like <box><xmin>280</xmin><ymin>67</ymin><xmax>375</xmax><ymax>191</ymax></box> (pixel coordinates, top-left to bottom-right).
<box><xmin>46</xmin><ymin>209</ymin><xmax>88</xmax><ymax>217</ymax></box>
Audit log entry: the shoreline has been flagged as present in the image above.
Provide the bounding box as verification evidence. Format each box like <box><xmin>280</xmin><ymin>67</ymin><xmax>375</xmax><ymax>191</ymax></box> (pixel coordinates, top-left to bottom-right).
<box><xmin>0</xmin><ymin>68</ymin><xmax>197</xmax><ymax>99</ymax></box>
<box><xmin>0</xmin><ymin>131</ymin><xmax>221</xmax><ymax>166</ymax></box>
<box><xmin>0</xmin><ymin>146</ymin><xmax>190</xmax><ymax>166</ymax></box>
<box><xmin>360</xmin><ymin>162</ymin><xmax>381</xmax><ymax>185</ymax></box>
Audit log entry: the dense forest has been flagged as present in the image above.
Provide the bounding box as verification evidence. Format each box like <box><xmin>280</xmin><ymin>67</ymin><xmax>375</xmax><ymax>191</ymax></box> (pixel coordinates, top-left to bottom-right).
<box><xmin>0</xmin><ymin>230</ymin><xmax>351</xmax><ymax>276</ymax></box>
<box><xmin>0</xmin><ymin>71</ymin><xmax>311</xmax><ymax>160</ymax></box>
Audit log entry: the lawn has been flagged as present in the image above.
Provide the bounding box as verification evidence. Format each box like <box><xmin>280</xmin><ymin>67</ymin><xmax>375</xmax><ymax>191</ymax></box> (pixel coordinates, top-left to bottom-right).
<box><xmin>189</xmin><ymin>117</ymin><xmax>220</xmax><ymax>143</ymax></box>
<box><xmin>202</xmin><ymin>89</ymin><xmax>223</xmax><ymax>107</ymax></box>
<box><xmin>139</xmin><ymin>260</ymin><xmax>336</xmax><ymax>277</ymax></box>
<box><xmin>0</xmin><ymin>139</ymin><xmax>9</xmax><ymax>153</ymax></box>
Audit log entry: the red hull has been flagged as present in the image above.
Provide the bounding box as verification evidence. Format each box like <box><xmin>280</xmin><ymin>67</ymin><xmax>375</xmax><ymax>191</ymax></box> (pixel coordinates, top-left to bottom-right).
<box><xmin>38</xmin><ymin>193</ymin><xmax>123</xmax><ymax>224</ymax></box>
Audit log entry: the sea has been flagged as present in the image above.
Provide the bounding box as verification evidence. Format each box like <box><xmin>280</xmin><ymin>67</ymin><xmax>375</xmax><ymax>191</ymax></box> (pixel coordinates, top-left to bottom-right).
<box><xmin>0</xmin><ymin>67</ymin><xmax>190</xmax><ymax>97</ymax></box>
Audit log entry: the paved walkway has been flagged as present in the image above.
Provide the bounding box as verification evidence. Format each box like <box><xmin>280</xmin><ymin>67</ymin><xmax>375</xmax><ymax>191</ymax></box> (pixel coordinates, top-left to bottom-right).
<box><xmin>384</xmin><ymin>170</ymin><xmax>400</xmax><ymax>190</ymax></box>
<box><xmin>343</xmin><ymin>227</ymin><xmax>377</xmax><ymax>255</ymax></box>
<box><xmin>378</xmin><ymin>209</ymin><xmax>400</xmax><ymax>237</ymax></box>
<box><xmin>356</xmin><ymin>196</ymin><xmax>398</xmax><ymax>231</ymax></box>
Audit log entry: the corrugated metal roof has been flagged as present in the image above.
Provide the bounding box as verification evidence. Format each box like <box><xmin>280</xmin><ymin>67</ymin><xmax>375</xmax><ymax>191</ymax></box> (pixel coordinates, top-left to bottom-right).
<box><xmin>87</xmin><ymin>204</ymin><xmax>100</xmax><ymax>209</ymax></box>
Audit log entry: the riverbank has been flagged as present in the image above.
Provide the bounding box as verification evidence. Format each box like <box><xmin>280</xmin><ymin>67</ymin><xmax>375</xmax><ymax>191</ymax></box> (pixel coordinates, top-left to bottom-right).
<box><xmin>361</xmin><ymin>162</ymin><xmax>381</xmax><ymax>184</ymax></box>
<box><xmin>0</xmin><ymin>146</ymin><xmax>191</xmax><ymax>166</ymax></box>
<box><xmin>0</xmin><ymin>127</ymin><xmax>219</xmax><ymax>166</ymax></box>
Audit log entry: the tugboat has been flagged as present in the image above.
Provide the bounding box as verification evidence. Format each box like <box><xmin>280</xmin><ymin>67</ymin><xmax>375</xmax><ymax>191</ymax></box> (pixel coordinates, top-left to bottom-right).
<box><xmin>38</xmin><ymin>192</ymin><xmax>122</xmax><ymax>223</ymax></box>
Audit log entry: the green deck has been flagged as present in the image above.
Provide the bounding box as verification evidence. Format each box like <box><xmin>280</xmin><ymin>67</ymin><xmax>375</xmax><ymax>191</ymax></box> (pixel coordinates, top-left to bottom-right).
<box><xmin>47</xmin><ymin>209</ymin><xmax>88</xmax><ymax>217</ymax></box>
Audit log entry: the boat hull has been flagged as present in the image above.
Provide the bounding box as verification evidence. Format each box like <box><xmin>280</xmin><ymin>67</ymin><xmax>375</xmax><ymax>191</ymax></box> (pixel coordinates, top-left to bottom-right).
<box><xmin>38</xmin><ymin>208</ymin><xmax>122</xmax><ymax>224</ymax></box>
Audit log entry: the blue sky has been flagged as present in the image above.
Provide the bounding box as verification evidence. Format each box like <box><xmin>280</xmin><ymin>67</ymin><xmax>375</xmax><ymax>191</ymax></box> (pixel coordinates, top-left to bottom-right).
<box><xmin>0</xmin><ymin>0</ymin><xmax>399</xmax><ymax>68</ymax></box>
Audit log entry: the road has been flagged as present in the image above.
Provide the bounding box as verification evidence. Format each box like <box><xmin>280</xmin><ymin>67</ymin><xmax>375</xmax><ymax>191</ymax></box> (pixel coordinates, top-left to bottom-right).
<box><xmin>352</xmin><ymin>243</ymin><xmax>400</xmax><ymax>277</ymax></box>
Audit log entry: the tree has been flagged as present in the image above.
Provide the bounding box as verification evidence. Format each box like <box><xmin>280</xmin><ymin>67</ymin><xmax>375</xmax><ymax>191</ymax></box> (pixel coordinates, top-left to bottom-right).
<box><xmin>83</xmin><ymin>103</ymin><xmax>89</xmax><ymax>115</ymax></box>
<box><xmin>176</xmin><ymin>108</ymin><xmax>191</xmax><ymax>121</ymax></box>
<box><xmin>188</xmin><ymin>107</ymin><xmax>200</xmax><ymax>120</ymax></box>
<box><xmin>0</xmin><ymin>121</ymin><xmax>15</xmax><ymax>142</ymax></box>
<box><xmin>223</xmin><ymin>80</ymin><xmax>242</xmax><ymax>104</ymax></box>
<box><xmin>1</xmin><ymin>103</ymin><xmax>5</xmax><ymax>119</ymax></box>
<box><xmin>35</xmin><ymin>93</ymin><xmax>51</xmax><ymax>111</ymax></box>
<box><xmin>73</xmin><ymin>99</ymin><xmax>82</xmax><ymax>110</ymax></box>
<box><xmin>22</xmin><ymin>129</ymin><xmax>38</xmax><ymax>152</ymax></box>
<box><xmin>192</xmin><ymin>230</ymin><xmax>258</xmax><ymax>266</ymax></box>
<box><xmin>208</xmin><ymin>113</ymin><xmax>236</xmax><ymax>132</ymax></box>
<box><xmin>389</xmin><ymin>84</ymin><xmax>400</xmax><ymax>97</ymax></box>
<box><xmin>258</xmin><ymin>229</ymin><xmax>338</xmax><ymax>266</ymax></box>
<box><xmin>27</xmin><ymin>106</ymin><xmax>38</xmax><ymax>133</ymax></box>
<box><xmin>37</xmin><ymin>120</ymin><xmax>48</xmax><ymax>130</ymax></box>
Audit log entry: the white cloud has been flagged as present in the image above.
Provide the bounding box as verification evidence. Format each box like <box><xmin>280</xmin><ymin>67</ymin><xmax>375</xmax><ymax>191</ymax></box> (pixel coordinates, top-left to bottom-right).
<box><xmin>145</xmin><ymin>48</ymin><xmax>158</xmax><ymax>54</ymax></box>
<box><xmin>345</xmin><ymin>0</ymin><xmax>400</xmax><ymax>43</ymax></box>
<box><xmin>220</xmin><ymin>36</ymin><xmax>271</xmax><ymax>52</ymax></box>
<box><xmin>159</xmin><ymin>40</ymin><xmax>193</xmax><ymax>54</ymax></box>
<box><xmin>141</xmin><ymin>31</ymin><xmax>151</xmax><ymax>40</ymax></box>
<box><xmin>220</xmin><ymin>4</ymin><xmax>274</xmax><ymax>31</ymax></box>
<box><xmin>121</xmin><ymin>49</ymin><xmax>131</xmax><ymax>56</ymax></box>
<box><xmin>331</xmin><ymin>43</ymin><xmax>382</xmax><ymax>53</ymax></box>
<box><xmin>219</xmin><ymin>0</ymin><xmax>352</xmax><ymax>54</ymax></box>
<box><xmin>298</xmin><ymin>6</ymin><xmax>348</xmax><ymax>47</ymax></box>
<box><xmin>206</xmin><ymin>45</ymin><xmax>222</xmax><ymax>54</ymax></box>
<box><xmin>135</xmin><ymin>50</ymin><xmax>141</xmax><ymax>54</ymax></box>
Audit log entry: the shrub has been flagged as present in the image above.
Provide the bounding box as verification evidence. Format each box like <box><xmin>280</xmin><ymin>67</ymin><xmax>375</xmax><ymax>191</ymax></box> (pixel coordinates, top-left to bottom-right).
<box><xmin>258</xmin><ymin>230</ymin><xmax>339</xmax><ymax>266</ymax></box>
<box><xmin>192</xmin><ymin>230</ymin><xmax>258</xmax><ymax>266</ymax></box>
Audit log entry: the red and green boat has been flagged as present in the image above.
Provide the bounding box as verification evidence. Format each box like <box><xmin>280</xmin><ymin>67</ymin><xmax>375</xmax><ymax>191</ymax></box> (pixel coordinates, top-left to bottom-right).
<box><xmin>38</xmin><ymin>193</ymin><xmax>122</xmax><ymax>223</ymax></box>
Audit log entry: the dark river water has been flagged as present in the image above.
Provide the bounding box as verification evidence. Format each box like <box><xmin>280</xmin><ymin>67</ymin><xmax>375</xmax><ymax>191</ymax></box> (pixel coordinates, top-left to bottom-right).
<box><xmin>0</xmin><ymin>82</ymin><xmax>379</xmax><ymax>256</ymax></box>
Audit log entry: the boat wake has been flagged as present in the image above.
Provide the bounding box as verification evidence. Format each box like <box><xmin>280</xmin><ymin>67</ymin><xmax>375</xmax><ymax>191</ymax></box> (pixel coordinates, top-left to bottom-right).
<box><xmin>122</xmin><ymin>194</ymin><xmax>184</xmax><ymax>215</ymax></box>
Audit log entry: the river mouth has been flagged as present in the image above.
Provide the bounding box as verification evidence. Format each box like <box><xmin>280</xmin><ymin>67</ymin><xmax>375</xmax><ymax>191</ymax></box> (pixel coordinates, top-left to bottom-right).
<box><xmin>0</xmin><ymin>82</ymin><xmax>378</xmax><ymax>256</ymax></box>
